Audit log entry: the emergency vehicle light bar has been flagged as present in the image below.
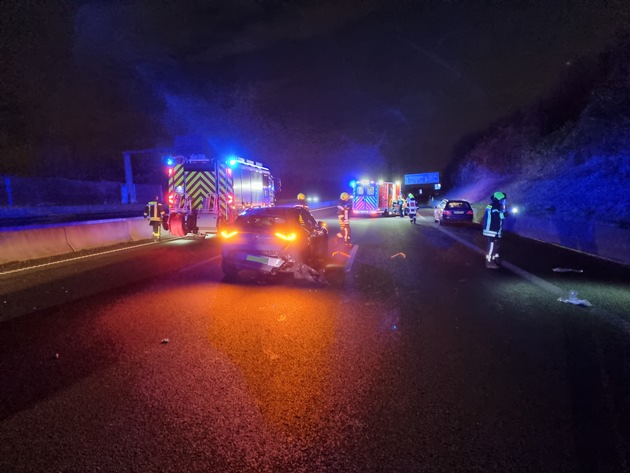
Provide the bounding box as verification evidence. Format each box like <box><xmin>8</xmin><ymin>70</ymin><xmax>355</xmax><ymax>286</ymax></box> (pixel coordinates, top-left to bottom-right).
<box><xmin>228</xmin><ymin>156</ymin><xmax>269</xmax><ymax>171</ymax></box>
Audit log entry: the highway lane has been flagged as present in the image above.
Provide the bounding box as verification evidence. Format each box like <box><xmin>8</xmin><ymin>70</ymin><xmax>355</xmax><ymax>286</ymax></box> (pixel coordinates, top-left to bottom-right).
<box><xmin>1</xmin><ymin>207</ymin><xmax>629</xmax><ymax>472</ymax></box>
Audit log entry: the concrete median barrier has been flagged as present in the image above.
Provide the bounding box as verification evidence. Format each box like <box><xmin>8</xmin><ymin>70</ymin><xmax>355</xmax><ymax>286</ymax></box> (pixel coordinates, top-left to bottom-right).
<box><xmin>506</xmin><ymin>215</ymin><xmax>630</xmax><ymax>266</ymax></box>
<box><xmin>64</xmin><ymin>219</ymin><xmax>134</xmax><ymax>252</ymax></box>
<box><xmin>0</xmin><ymin>226</ymin><xmax>73</xmax><ymax>265</ymax></box>
<box><xmin>127</xmin><ymin>217</ymin><xmax>155</xmax><ymax>241</ymax></box>
<box><xmin>1</xmin><ymin>218</ymin><xmax>154</xmax><ymax>266</ymax></box>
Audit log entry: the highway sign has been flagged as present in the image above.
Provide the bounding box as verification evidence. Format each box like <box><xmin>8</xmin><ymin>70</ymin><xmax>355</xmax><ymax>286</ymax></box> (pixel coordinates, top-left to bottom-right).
<box><xmin>404</xmin><ymin>172</ymin><xmax>440</xmax><ymax>185</ymax></box>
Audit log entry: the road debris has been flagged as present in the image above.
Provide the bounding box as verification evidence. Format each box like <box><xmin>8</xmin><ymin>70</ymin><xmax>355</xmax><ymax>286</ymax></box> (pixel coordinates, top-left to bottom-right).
<box><xmin>161</xmin><ymin>338</ymin><xmax>170</xmax><ymax>344</ymax></box>
<box><xmin>390</xmin><ymin>252</ymin><xmax>406</xmax><ymax>259</ymax></box>
<box><xmin>553</xmin><ymin>268</ymin><xmax>584</xmax><ymax>273</ymax></box>
<box><xmin>558</xmin><ymin>290</ymin><xmax>592</xmax><ymax>307</ymax></box>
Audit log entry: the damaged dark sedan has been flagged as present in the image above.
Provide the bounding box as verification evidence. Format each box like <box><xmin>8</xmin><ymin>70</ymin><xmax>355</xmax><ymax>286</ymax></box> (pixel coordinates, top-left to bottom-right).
<box><xmin>219</xmin><ymin>206</ymin><xmax>329</xmax><ymax>280</ymax></box>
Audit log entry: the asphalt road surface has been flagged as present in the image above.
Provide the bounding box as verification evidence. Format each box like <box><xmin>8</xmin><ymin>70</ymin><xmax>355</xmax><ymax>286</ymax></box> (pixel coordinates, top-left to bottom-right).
<box><xmin>1</xmin><ymin>208</ymin><xmax>629</xmax><ymax>473</ymax></box>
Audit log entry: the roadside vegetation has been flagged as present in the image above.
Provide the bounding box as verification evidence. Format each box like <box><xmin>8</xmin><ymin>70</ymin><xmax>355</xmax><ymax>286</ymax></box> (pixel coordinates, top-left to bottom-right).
<box><xmin>443</xmin><ymin>32</ymin><xmax>630</xmax><ymax>228</ymax></box>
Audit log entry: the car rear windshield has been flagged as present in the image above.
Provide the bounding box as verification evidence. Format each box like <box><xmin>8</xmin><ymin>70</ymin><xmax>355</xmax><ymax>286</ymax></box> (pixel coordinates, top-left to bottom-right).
<box><xmin>446</xmin><ymin>201</ymin><xmax>471</xmax><ymax>210</ymax></box>
<box><xmin>235</xmin><ymin>214</ymin><xmax>290</xmax><ymax>229</ymax></box>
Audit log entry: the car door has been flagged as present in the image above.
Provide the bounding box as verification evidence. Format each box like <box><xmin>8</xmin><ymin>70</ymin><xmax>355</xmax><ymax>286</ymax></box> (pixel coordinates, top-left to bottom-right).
<box><xmin>298</xmin><ymin>209</ymin><xmax>328</xmax><ymax>261</ymax></box>
<box><xmin>435</xmin><ymin>200</ymin><xmax>446</xmax><ymax>221</ymax></box>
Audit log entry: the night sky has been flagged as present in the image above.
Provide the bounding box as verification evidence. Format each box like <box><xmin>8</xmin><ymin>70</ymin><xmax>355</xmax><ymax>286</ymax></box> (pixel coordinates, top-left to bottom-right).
<box><xmin>3</xmin><ymin>0</ymin><xmax>630</xmax><ymax>192</ymax></box>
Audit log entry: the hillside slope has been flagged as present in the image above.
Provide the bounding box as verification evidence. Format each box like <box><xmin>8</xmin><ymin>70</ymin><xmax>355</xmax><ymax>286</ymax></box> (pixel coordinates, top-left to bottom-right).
<box><xmin>444</xmin><ymin>35</ymin><xmax>630</xmax><ymax>230</ymax></box>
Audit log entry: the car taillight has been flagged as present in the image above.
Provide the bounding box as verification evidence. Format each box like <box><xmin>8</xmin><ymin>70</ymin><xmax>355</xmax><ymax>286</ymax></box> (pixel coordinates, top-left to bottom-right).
<box><xmin>443</xmin><ymin>210</ymin><xmax>452</xmax><ymax>216</ymax></box>
<box><xmin>220</xmin><ymin>230</ymin><xmax>238</xmax><ymax>239</ymax></box>
<box><xmin>466</xmin><ymin>210</ymin><xmax>473</xmax><ymax>215</ymax></box>
<box><xmin>275</xmin><ymin>232</ymin><xmax>296</xmax><ymax>241</ymax></box>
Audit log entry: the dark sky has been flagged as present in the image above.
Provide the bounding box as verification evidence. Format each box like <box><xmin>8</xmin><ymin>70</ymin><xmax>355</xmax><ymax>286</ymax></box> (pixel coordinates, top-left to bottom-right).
<box><xmin>4</xmin><ymin>0</ymin><xmax>630</xmax><ymax>189</ymax></box>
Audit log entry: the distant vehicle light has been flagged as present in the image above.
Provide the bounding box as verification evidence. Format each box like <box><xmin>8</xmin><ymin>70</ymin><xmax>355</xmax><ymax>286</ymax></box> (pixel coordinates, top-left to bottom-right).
<box><xmin>511</xmin><ymin>206</ymin><xmax>519</xmax><ymax>214</ymax></box>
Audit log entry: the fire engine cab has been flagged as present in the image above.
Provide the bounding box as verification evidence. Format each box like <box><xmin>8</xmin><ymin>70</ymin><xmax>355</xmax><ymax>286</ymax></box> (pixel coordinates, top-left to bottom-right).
<box><xmin>163</xmin><ymin>154</ymin><xmax>277</xmax><ymax>237</ymax></box>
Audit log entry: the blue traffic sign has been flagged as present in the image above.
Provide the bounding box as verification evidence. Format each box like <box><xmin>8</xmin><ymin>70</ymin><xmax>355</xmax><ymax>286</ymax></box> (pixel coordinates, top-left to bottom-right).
<box><xmin>404</xmin><ymin>172</ymin><xmax>440</xmax><ymax>185</ymax></box>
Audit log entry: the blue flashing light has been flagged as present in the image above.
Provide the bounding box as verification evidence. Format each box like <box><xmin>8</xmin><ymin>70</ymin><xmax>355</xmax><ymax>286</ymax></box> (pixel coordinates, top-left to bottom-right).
<box><xmin>227</xmin><ymin>157</ymin><xmax>238</xmax><ymax>167</ymax></box>
<box><xmin>349</xmin><ymin>180</ymin><xmax>356</xmax><ymax>189</ymax></box>
<box><xmin>164</xmin><ymin>156</ymin><xmax>174</xmax><ymax>166</ymax></box>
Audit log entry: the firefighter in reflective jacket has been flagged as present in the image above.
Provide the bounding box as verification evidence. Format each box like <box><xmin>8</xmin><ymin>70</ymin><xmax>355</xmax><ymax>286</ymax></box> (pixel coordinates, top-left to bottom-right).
<box><xmin>295</xmin><ymin>192</ymin><xmax>308</xmax><ymax>209</ymax></box>
<box><xmin>406</xmin><ymin>193</ymin><xmax>417</xmax><ymax>224</ymax></box>
<box><xmin>482</xmin><ymin>191</ymin><xmax>507</xmax><ymax>269</ymax></box>
<box><xmin>337</xmin><ymin>192</ymin><xmax>352</xmax><ymax>246</ymax></box>
<box><xmin>144</xmin><ymin>195</ymin><xmax>165</xmax><ymax>240</ymax></box>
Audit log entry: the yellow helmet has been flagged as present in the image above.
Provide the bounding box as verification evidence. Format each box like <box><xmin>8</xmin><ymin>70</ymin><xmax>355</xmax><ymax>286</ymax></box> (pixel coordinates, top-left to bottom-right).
<box><xmin>340</xmin><ymin>192</ymin><xmax>350</xmax><ymax>200</ymax></box>
<box><xmin>297</xmin><ymin>193</ymin><xmax>306</xmax><ymax>200</ymax></box>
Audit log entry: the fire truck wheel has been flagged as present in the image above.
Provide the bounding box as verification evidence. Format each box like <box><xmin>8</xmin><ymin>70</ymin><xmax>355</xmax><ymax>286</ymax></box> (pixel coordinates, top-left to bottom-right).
<box><xmin>162</xmin><ymin>215</ymin><xmax>170</xmax><ymax>231</ymax></box>
<box><xmin>169</xmin><ymin>213</ymin><xmax>185</xmax><ymax>236</ymax></box>
<box><xmin>182</xmin><ymin>215</ymin><xmax>194</xmax><ymax>234</ymax></box>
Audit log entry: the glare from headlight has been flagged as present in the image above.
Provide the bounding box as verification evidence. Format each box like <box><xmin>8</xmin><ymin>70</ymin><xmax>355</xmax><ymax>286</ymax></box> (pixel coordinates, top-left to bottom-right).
<box><xmin>275</xmin><ymin>232</ymin><xmax>297</xmax><ymax>241</ymax></box>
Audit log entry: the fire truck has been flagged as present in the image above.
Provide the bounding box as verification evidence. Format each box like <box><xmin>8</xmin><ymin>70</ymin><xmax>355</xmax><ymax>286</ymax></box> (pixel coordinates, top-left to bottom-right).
<box><xmin>164</xmin><ymin>154</ymin><xmax>277</xmax><ymax>237</ymax></box>
<box><xmin>352</xmin><ymin>179</ymin><xmax>401</xmax><ymax>216</ymax></box>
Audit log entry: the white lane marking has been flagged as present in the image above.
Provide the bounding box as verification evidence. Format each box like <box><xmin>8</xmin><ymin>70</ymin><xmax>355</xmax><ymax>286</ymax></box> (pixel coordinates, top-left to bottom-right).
<box><xmin>345</xmin><ymin>245</ymin><xmax>359</xmax><ymax>272</ymax></box>
<box><xmin>432</xmin><ymin>221</ymin><xmax>630</xmax><ymax>335</ymax></box>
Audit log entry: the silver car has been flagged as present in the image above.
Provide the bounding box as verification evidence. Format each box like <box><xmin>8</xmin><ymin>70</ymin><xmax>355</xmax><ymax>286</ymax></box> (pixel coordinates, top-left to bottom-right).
<box><xmin>434</xmin><ymin>199</ymin><xmax>474</xmax><ymax>225</ymax></box>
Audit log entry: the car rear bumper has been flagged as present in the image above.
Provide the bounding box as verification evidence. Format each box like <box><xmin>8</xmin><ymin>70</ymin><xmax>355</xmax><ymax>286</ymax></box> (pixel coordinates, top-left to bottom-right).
<box><xmin>222</xmin><ymin>250</ymin><xmax>296</xmax><ymax>273</ymax></box>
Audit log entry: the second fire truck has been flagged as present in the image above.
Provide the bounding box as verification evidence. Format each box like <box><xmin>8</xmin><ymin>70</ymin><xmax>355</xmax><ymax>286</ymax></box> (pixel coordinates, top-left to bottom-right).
<box><xmin>163</xmin><ymin>154</ymin><xmax>278</xmax><ymax>237</ymax></box>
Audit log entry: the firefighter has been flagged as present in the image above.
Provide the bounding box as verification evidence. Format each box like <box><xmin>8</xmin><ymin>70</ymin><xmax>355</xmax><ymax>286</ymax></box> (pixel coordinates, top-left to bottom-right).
<box><xmin>397</xmin><ymin>195</ymin><xmax>405</xmax><ymax>217</ymax></box>
<box><xmin>407</xmin><ymin>193</ymin><xmax>417</xmax><ymax>224</ymax></box>
<box><xmin>482</xmin><ymin>191</ymin><xmax>507</xmax><ymax>269</ymax></box>
<box><xmin>144</xmin><ymin>195</ymin><xmax>165</xmax><ymax>240</ymax></box>
<box><xmin>295</xmin><ymin>192</ymin><xmax>308</xmax><ymax>209</ymax></box>
<box><xmin>336</xmin><ymin>192</ymin><xmax>352</xmax><ymax>246</ymax></box>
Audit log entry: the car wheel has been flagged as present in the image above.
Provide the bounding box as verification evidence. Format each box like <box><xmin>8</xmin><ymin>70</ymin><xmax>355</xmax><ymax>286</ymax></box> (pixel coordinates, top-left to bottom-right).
<box><xmin>221</xmin><ymin>261</ymin><xmax>239</xmax><ymax>279</ymax></box>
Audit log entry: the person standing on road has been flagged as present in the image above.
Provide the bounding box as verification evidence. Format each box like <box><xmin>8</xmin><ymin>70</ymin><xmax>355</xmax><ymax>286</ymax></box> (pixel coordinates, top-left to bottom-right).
<box><xmin>144</xmin><ymin>195</ymin><xmax>165</xmax><ymax>240</ymax></box>
<box><xmin>406</xmin><ymin>193</ymin><xmax>417</xmax><ymax>224</ymax></box>
<box><xmin>336</xmin><ymin>192</ymin><xmax>353</xmax><ymax>246</ymax></box>
<box><xmin>295</xmin><ymin>193</ymin><xmax>308</xmax><ymax>209</ymax></box>
<box><xmin>482</xmin><ymin>191</ymin><xmax>507</xmax><ymax>269</ymax></box>
<box><xmin>397</xmin><ymin>195</ymin><xmax>405</xmax><ymax>217</ymax></box>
